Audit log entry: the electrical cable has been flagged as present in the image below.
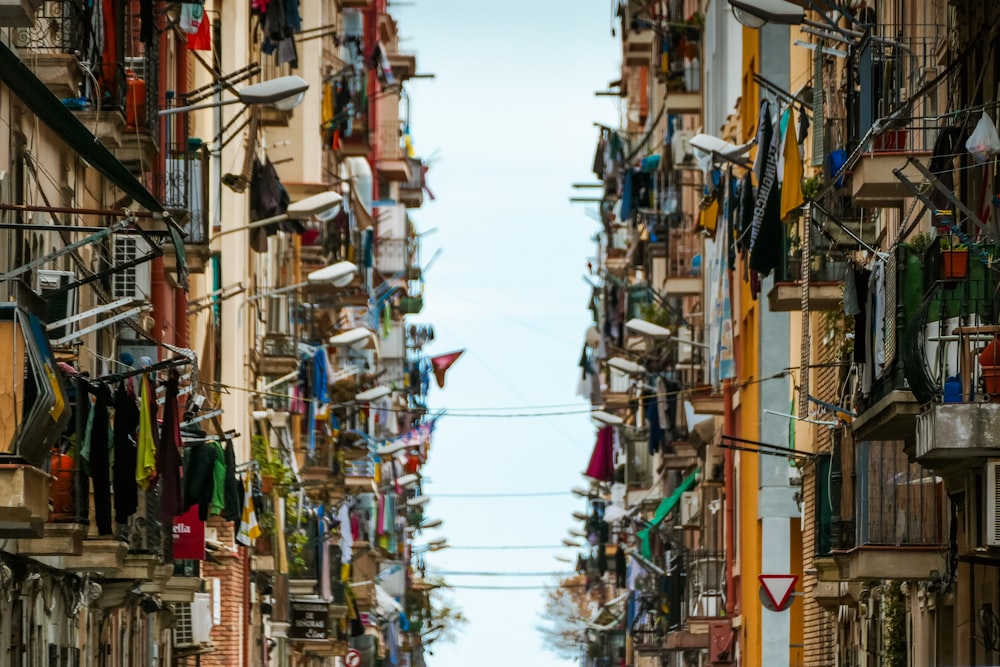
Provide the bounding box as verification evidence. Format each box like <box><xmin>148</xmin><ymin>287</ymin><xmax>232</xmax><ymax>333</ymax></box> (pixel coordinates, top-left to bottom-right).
<box><xmin>430</xmin><ymin>491</ymin><xmax>570</xmax><ymax>498</ymax></box>
<box><xmin>426</xmin><ymin>571</ymin><xmax>575</xmax><ymax>577</ymax></box>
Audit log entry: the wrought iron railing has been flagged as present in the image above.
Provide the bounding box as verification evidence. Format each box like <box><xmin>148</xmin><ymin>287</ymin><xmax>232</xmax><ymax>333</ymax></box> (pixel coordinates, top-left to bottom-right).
<box><xmin>12</xmin><ymin>0</ymin><xmax>160</xmax><ymax>125</ymax></box>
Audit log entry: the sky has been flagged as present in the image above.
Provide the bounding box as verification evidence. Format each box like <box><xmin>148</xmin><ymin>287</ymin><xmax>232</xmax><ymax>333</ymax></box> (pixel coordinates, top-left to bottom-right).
<box><xmin>392</xmin><ymin>3</ymin><xmax>621</xmax><ymax>667</ymax></box>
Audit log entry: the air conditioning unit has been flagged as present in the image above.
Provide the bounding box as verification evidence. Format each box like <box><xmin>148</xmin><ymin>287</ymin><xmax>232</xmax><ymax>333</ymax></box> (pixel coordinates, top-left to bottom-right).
<box><xmin>34</xmin><ymin>270</ymin><xmax>77</xmax><ymax>339</ymax></box>
<box><xmin>987</xmin><ymin>459</ymin><xmax>1000</xmax><ymax>547</ymax></box>
<box><xmin>173</xmin><ymin>593</ymin><xmax>212</xmax><ymax>647</ymax></box>
<box><xmin>111</xmin><ymin>236</ymin><xmax>151</xmax><ymax>302</ymax></box>
<box><xmin>680</xmin><ymin>491</ymin><xmax>701</xmax><ymax>526</ymax></box>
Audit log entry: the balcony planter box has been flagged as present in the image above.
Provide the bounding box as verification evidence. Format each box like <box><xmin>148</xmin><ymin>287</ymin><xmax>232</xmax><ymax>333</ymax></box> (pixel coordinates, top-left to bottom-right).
<box><xmin>399</xmin><ymin>296</ymin><xmax>423</xmax><ymax>314</ymax></box>
<box><xmin>940</xmin><ymin>250</ymin><xmax>968</xmax><ymax>280</ymax></box>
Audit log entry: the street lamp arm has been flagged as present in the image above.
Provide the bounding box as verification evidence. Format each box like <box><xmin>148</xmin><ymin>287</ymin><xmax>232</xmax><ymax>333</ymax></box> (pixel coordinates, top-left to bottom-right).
<box><xmin>158</xmin><ymin>97</ymin><xmax>242</xmax><ymax>117</ymax></box>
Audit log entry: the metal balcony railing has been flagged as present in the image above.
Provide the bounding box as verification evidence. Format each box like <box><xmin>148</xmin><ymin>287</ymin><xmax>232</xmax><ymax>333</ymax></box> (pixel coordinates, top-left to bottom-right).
<box><xmin>846</xmin><ymin>25</ymin><xmax>946</xmax><ymax>154</ymax></box>
<box><xmin>13</xmin><ymin>0</ymin><xmax>158</xmax><ymax>133</ymax></box>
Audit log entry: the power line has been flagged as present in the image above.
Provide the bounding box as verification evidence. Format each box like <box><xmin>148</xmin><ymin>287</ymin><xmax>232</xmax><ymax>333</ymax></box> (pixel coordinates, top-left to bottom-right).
<box><xmin>444</xmin><ymin>545</ymin><xmax>570</xmax><ymax>551</ymax></box>
<box><xmin>428</xmin><ymin>570</ymin><xmax>575</xmax><ymax>577</ymax></box>
<box><xmin>442</xmin><ymin>584</ymin><xmax>586</xmax><ymax>591</ymax></box>
<box><xmin>431</xmin><ymin>491</ymin><xmax>569</xmax><ymax>498</ymax></box>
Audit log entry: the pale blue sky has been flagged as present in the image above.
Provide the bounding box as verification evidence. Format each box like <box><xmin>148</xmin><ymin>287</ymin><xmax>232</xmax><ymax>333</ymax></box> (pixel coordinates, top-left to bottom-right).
<box><xmin>394</xmin><ymin>3</ymin><xmax>621</xmax><ymax>667</ymax></box>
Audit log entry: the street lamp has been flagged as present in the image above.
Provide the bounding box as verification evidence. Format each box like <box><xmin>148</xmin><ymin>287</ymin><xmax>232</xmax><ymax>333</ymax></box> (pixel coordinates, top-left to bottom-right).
<box><xmin>328</xmin><ymin>327</ymin><xmax>374</xmax><ymax>348</ymax></box>
<box><xmin>243</xmin><ymin>260</ymin><xmax>357</xmax><ymax>304</ymax></box>
<box><xmin>562</xmin><ymin>538</ymin><xmax>582</xmax><ymax>548</ymax></box>
<box><xmin>213</xmin><ymin>190</ymin><xmax>344</xmax><ymax>242</ymax></box>
<box><xmin>625</xmin><ymin>318</ymin><xmax>672</xmax><ymax>340</ymax></box>
<box><xmin>158</xmin><ymin>75</ymin><xmax>310</xmax><ymax>116</ymax></box>
<box><xmin>355</xmin><ymin>385</ymin><xmax>391</xmax><ymax>402</ymax></box>
<box><xmin>728</xmin><ymin>0</ymin><xmax>804</xmax><ymax>27</ymax></box>
<box><xmin>607</xmin><ymin>357</ymin><xmax>647</xmax><ymax>375</ymax></box>
<box><xmin>591</xmin><ymin>410</ymin><xmax>624</xmax><ymax>426</ymax></box>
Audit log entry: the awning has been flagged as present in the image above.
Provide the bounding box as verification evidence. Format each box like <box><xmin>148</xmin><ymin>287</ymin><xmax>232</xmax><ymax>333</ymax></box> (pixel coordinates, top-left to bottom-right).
<box><xmin>637</xmin><ymin>468</ymin><xmax>700</xmax><ymax>558</ymax></box>
<box><xmin>0</xmin><ymin>41</ymin><xmax>188</xmax><ymax>288</ymax></box>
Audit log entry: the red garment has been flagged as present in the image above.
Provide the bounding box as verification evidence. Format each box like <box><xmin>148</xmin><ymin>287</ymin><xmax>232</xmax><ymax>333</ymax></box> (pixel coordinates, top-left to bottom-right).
<box><xmin>584</xmin><ymin>426</ymin><xmax>615</xmax><ymax>482</ymax></box>
<box><xmin>186</xmin><ymin>14</ymin><xmax>211</xmax><ymax>51</ymax></box>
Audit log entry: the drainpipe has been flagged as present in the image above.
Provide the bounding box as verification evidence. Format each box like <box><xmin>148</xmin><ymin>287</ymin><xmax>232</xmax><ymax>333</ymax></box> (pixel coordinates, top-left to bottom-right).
<box><xmin>723</xmin><ymin>377</ymin><xmax>736</xmax><ymax>618</ymax></box>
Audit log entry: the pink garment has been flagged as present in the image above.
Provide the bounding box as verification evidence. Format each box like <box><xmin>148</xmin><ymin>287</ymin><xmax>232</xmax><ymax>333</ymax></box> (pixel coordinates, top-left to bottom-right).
<box><xmin>584</xmin><ymin>426</ymin><xmax>615</xmax><ymax>482</ymax></box>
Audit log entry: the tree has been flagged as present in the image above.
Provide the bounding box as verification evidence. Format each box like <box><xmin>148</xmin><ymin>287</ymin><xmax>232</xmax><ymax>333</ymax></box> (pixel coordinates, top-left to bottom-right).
<box><xmin>537</xmin><ymin>575</ymin><xmax>600</xmax><ymax>660</ymax></box>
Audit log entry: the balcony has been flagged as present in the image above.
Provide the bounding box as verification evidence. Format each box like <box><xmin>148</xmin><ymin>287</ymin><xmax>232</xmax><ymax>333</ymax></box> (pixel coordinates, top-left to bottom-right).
<box><xmin>387</xmin><ymin>52</ymin><xmax>417</xmax><ymax>82</ymax></box>
<box><xmin>377</xmin><ymin>123</ymin><xmax>412</xmax><ymax>183</ymax></box>
<box><xmin>255</xmin><ymin>333</ymin><xmax>300</xmax><ymax>377</ymax></box>
<box><xmin>398</xmin><ymin>158</ymin><xmax>425</xmax><ymax>208</ymax></box>
<box><xmin>623</xmin><ymin>28</ymin><xmax>655</xmax><ymax>66</ymax></box>
<box><xmin>0</xmin><ymin>463</ymin><xmax>50</xmax><ymax>538</ymax></box>
<box><xmin>336</xmin><ymin>117</ymin><xmax>372</xmax><ymax>158</ymax></box>
<box><xmin>916</xmin><ymin>402</ymin><xmax>1000</xmax><ymax>463</ymax></box>
<box><xmin>13</xmin><ymin>0</ymin><xmax>160</xmax><ymax>156</ymax></box>
<box><xmin>351</xmin><ymin>542</ymin><xmax>378</xmax><ymax>611</ymax></box>
<box><xmin>832</xmin><ymin>440</ymin><xmax>946</xmax><ymax>581</ymax></box>
<box><xmin>652</xmin><ymin>228</ymin><xmax>701</xmax><ymax>296</ymax></box>
<box><xmin>665</xmin><ymin>89</ymin><xmax>701</xmax><ymax>115</ymax></box>
<box><xmin>766</xmin><ymin>216</ymin><xmax>847</xmax><ymax>313</ymax></box>
<box><xmin>846</xmin><ymin>29</ymin><xmax>939</xmax><ymax>207</ymax></box>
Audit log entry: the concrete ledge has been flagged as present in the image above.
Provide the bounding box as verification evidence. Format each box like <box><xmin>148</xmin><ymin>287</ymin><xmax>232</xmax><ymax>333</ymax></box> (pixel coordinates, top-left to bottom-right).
<box><xmin>0</xmin><ymin>463</ymin><xmax>50</xmax><ymax>538</ymax></box>
<box><xmin>852</xmin><ymin>389</ymin><xmax>920</xmax><ymax>441</ymax></box>
<box><xmin>916</xmin><ymin>402</ymin><xmax>1000</xmax><ymax>463</ymax></box>
<box><xmin>833</xmin><ymin>545</ymin><xmax>946</xmax><ymax>581</ymax></box>
<box><xmin>18</xmin><ymin>522</ymin><xmax>86</xmax><ymax>556</ymax></box>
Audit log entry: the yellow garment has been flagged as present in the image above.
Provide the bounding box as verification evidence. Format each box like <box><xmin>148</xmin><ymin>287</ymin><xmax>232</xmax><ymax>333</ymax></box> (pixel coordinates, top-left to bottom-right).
<box><xmin>700</xmin><ymin>197</ymin><xmax>720</xmax><ymax>233</ymax></box>
<box><xmin>781</xmin><ymin>109</ymin><xmax>805</xmax><ymax>221</ymax></box>
<box><xmin>321</xmin><ymin>81</ymin><xmax>333</xmax><ymax>126</ymax></box>
<box><xmin>237</xmin><ymin>472</ymin><xmax>261</xmax><ymax>545</ymax></box>
<box><xmin>135</xmin><ymin>376</ymin><xmax>157</xmax><ymax>489</ymax></box>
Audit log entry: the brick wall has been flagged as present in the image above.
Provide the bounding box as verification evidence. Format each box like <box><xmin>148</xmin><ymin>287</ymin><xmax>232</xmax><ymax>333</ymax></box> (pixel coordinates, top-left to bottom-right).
<box><xmin>201</xmin><ymin>518</ymin><xmax>247</xmax><ymax>667</ymax></box>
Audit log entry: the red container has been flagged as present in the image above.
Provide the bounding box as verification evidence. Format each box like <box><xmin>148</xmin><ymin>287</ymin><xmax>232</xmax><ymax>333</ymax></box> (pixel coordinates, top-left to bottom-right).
<box><xmin>125</xmin><ymin>72</ymin><xmax>146</xmax><ymax>128</ymax></box>
<box><xmin>980</xmin><ymin>337</ymin><xmax>1000</xmax><ymax>367</ymax></box>
<box><xmin>983</xmin><ymin>366</ymin><xmax>1000</xmax><ymax>395</ymax></box>
<box><xmin>941</xmin><ymin>251</ymin><xmax>968</xmax><ymax>280</ymax></box>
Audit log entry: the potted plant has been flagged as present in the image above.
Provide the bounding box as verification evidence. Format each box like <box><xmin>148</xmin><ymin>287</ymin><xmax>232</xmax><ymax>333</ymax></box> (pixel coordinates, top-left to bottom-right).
<box><xmin>940</xmin><ymin>237</ymin><xmax>968</xmax><ymax>280</ymax></box>
<box><xmin>251</xmin><ymin>435</ymin><xmax>294</xmax><ymax>494</ymax></box>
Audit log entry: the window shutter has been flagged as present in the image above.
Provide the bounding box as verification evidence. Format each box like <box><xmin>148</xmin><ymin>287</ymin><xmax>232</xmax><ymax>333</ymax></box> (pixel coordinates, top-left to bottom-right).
<box><xmin>811</xmin><ymin>47</ymin><xmax>825</xmax><ymax>167</ymax></box>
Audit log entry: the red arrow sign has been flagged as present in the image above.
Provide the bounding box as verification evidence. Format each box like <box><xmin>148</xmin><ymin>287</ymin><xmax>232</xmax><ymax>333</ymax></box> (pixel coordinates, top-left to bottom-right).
<box><xmin>758</xmin><ymin>574</ymin><xmax>798</xmax><ymax>610</ymax></box>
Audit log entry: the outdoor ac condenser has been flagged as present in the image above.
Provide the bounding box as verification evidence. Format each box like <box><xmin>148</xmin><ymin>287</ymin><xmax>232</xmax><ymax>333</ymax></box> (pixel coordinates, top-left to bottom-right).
<box><xmin>34</xmin><ymin>269</ymin><xmax>77</xmax><ymax>339</ymax></box>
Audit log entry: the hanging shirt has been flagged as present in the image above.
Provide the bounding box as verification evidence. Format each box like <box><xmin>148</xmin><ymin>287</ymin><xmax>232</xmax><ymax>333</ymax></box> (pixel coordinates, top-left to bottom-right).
<box><xmin>157</xmin><ymin>372</ymin><xmax>184</xmax><ymax>522</ymax></box>
<box><xmin>113</xmin><ymin>380</ymin><xmax>140</xmax><ymax>524</ymax></box>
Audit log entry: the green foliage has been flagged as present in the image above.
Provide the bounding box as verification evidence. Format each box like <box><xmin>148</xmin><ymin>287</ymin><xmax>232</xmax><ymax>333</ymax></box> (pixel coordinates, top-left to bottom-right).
<box><xmin>286</xmin><ymin>531</ymin><xmax>309</xmax><ymax>577</ymax></box>
<box><xmin>882</xmin><ymin>582</ymin><xmax>906</xmax><ymax>667</ymax></box>
<box><xmin>802</xmin><ymin>174</ymin><xmax>822</xmax><ymax>201</ymax></box>
<box><xmin>251</xmin><ymin>435</ymin><xmax>295</xmax><ymax>492</ymax></box>
<box><xmin>639</xmin><ymin>303</ymin><xmax>674</xmax><ymax>329</ymax></box>
<box><xmin>907</xmin><ymin>231</ymin><xmax>933</xmax><ymax>255</ymax></box>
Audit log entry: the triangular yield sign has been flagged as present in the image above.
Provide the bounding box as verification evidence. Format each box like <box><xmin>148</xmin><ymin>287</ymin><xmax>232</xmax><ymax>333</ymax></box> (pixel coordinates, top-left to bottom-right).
<box><xmin>758</xmin><ymin>574</ymin><xmax>798</xmax><ymax>610</ymax></box>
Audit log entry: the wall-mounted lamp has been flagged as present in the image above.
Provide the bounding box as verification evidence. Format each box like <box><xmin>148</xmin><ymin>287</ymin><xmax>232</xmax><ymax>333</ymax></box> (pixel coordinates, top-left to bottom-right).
<box><xmin>562</xmin><ymin>538</ymin><xmax>582</xmax><ymax>548</ymax></box>
<box><xmin>407</xmin><ymin>496</ymin><xmax>431</xmax><ymax>508</ymax></box>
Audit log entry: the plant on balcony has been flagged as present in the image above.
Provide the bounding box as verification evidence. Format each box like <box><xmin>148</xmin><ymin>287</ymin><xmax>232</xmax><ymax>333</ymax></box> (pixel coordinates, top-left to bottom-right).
<box><xmin>907</xmin><ymin>231</ymin><xmax>933</xmax><ymax>256</ymax></box>
<box><xmin>802</xmin><ymin>174</ymin><xmax>822</xmax><ymax>201</ymax></box>
<box><xmin>251</xmin><ymin>435</ymin><xmax>294</xmax><ymax>493</ymax></box>
<box><xmin>286</xmin><ymin>530</ymin><xmax>310</xmax><ymax>577</ymax></box>
<box><xmin>882</xmin><ymin>582</ymin><xmax>906</xmax><ymax>667</ymax></box>
<box><xmin>939</xmin><ymin>237</ymin><xmax>968</xmax><ymax>280</ymax></box>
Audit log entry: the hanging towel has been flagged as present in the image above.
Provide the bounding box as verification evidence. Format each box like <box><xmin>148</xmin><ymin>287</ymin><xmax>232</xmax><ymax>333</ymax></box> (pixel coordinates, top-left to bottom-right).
<box><xmin>88</xmin><ymin>384</ymin><xmax>113</xmax><ymax>536</ymax></box>
<box><xmin>236</xmin><ymin>473</ymin><xmax>262</xmax><ymax>547</ymax></box>
<box><xmin>136</xmin><ymin>375</ymin><xmax>157</xmax><ymax>490</ymax></box>
<box><xmin>584</xmin><ymin>426</ymin><xmax>615</xmax><ymax>482</ymax></box>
